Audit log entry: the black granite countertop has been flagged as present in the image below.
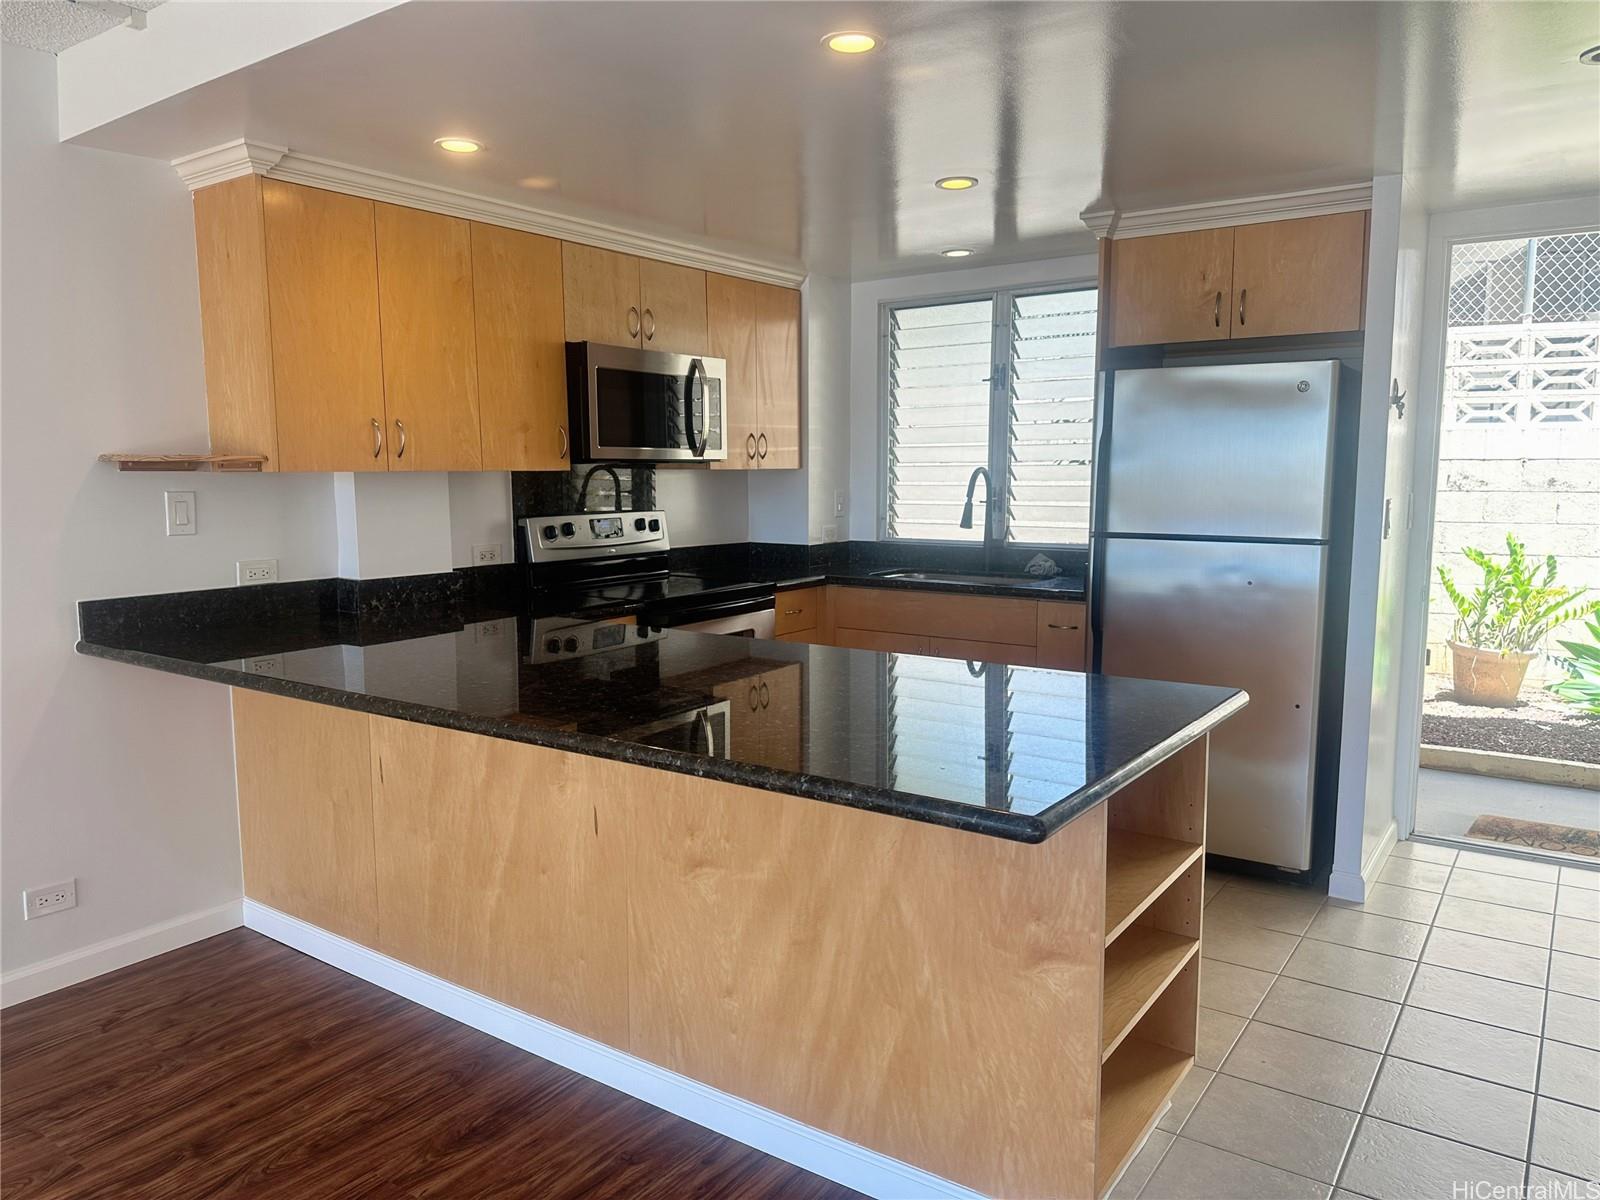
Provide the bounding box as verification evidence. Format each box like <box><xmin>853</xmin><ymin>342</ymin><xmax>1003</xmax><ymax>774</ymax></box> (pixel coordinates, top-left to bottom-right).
<box><xmin>77</xmin><ymin>586</ymin><xmax>1244</xmax><ymax>842</ymax></box>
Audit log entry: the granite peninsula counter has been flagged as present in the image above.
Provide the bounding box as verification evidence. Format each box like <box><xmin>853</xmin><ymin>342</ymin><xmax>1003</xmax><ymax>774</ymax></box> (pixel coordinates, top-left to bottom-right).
<box><xmin>78</xmin><ymin>596</ymin><xmax>1244</xmax><ymax>1199</ymax></box>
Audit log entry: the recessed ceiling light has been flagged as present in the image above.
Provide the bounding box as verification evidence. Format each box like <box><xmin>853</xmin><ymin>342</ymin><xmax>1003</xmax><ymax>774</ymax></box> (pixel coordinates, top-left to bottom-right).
<box><xmin>941</xmin><ymin>248</ymin><xmax>975</xmax><ymax>258</ymax></box>
<box><xmin>434</xmin><ymin>137</ymin><xmax>482</xmax><ymax>154</ymax></box>
<box><xmin>1580</xmin><ymin>45</ymin><xmax>1600</xmax><ymax>65</ymax></box>
<box><xmin>518</xmin><ymin>176</ymin><xmax>558</xmax><ymax>190</ymax></box>
<box><xmin>823</xmin><ymin>31</ymin><xmax>878</xmax><ymax>54</ymax></box>
<box><xmin>935</xmin><ymin>176</ymin><xmax>979</xmax><ymax>191</ymax></box>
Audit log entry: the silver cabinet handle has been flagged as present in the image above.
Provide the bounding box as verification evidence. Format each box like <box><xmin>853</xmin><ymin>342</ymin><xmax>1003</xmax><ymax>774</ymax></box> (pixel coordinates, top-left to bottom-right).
<box><xmin>746</xmin><ymin>432</ymin><xmax>757</xmax><ymax>460</ymax></box>
<box><xmin>1214</xmin><ymin>291</ymin><xmax>1222</xmax><ymax>328</ymax></box>
<box><xmin>558</xmin><ymin>425</ymin><xmax>569</xmax><ymax>459</ymax></box>
<box><xmin>782</xmin><ymin>608</ymin><xmax>803</xmax><ymax>616</ymax></box>
<box><xmin>394</xmin><ymin>419</ymin><xmax>407</xmax><ymax>460</ymax></box>
<box><xmin>371</xmin><ymin>417</ymin><xmax>383</xmax><ymax>459</ymax></box>
<box><xmin>757</xmin><ymin>432</ymin><xmax>768</xmax><ymax>460</ymax></box>
<box><xmin>1238</xmin><ymin>288</ymin><xmax>1247</xmax><ymax>328</ymax></box>
<box><xmin>642</xmin><ymin>308</ymin><xmax>655</xmax><ymax>341</ymax></box>
<box><xmin>759</xmin><ymin>681</ymin><xmax>770</xmax><ymax>709</ymax></box>
<box><xmin>627</xmin><ymin>306</ymin><xmax>641</xmax><ymax>339</ymax></box>
<box><xmin>748</xmin><ymin>685</ymin><xmax>760</xmax><ymax>711</ymax></box>
<box><xmin>1046</xmin><ymin>623</ymin><xmax>1081</xmax><ymax>631</ymax></box>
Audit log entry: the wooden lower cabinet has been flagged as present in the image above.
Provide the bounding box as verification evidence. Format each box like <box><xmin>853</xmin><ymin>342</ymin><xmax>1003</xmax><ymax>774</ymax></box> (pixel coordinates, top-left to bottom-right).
<box><xmin>234</xmin><ymin>691</ymin><xmax>1208</xmax><ymax>1198</ymax></box>
<box><xmin>1037</xmin><ymin>601</ymin><xmax>1089</xmax><ymax>670</ymax></box>
<box><xmin>928</xmin><ymin>636</ymin><xmax>1036</xmax><ymax>666</ymax></box>
<box><xmin>833</xmin><ymin>627</ymin><xmax>929</xmax><ymax>655</ymax></box>
<box><xmin>823</xmin><ymin>586</ymin><xmax>1085</xmax><ymax>670</ymax></box>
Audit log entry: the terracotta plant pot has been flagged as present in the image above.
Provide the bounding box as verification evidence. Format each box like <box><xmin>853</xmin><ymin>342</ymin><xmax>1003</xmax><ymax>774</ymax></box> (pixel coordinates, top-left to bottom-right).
<box><xmin>1449</xmin><ymin>641</ymin><xmax>1536</xmax><ymax>707</ymax></box>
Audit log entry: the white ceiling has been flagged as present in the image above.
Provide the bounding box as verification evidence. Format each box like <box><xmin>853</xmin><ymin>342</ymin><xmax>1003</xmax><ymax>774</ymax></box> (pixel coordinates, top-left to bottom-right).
<box><xmin>1</xmin><ymin>0</ymin><xmax>163</xmax><ymax>55</ymax></box>
<box><xmin>63</xmin><ymin>1</ymin><xmax>1600</xmax><ymax>279</ymax></box>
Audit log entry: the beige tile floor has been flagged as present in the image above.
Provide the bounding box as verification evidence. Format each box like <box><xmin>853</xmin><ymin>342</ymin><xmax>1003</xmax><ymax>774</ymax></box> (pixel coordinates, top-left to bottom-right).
<box><xmin>1115</xmin><ymin>841</ymin><xmax>1600</xmax><ymax>1200</ymax></box>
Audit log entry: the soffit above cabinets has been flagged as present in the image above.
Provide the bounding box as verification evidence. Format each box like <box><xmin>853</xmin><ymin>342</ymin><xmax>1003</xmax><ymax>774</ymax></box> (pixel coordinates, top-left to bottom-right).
<box><xmin>59</xmin><ymin>0</ymin><xmax>1600</xmax><ymax>281</ymax></box>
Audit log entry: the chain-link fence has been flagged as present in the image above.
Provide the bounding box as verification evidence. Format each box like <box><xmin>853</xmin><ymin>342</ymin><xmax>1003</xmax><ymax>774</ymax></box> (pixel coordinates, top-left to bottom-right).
<box><xmin>1448</xmin><ymin>232</ymin><xmax>1600</xmax><ymax>326</ymax></box>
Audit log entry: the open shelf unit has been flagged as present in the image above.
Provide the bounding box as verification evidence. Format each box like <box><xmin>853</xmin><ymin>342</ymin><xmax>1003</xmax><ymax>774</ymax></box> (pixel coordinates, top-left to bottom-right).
<box><xmin>98</xmin><ymin>453</ymin><xmax>268</xmax><ymax>472</ymax></box>
<box><xmin>1094</xmin><ymin>737</ymin><xmax>1207</xmax><ymax>1198</ymax></box>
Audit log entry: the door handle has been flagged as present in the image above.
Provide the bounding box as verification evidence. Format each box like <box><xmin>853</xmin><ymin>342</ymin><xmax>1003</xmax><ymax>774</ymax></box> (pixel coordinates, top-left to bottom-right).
<box><xmin>371</xmin><ymin>417</ymin><xmax>383</xmax><ymax>459</ymax></box>
<box><xmin>746</xmin><ymin>432</ymin><xmax>757</xmax><ymax>461</ymax></box>
<box><xmin>759</xmin><ymin>681</ymin><xmax>770</xmax><ymax>709</ymax></box>
<box><xmin>394</xmin><ymin>419</ymin><xmax>407</xmax><ymax>460</ymax></box>
<box><xmin>756</xmin><ymin>432</ymin><xmax>768</xmax><ymax>461</ymax></box>
<box><xmin>748</xmin><ymin>685</ymin><xmax>760</xmax><ymax>711</ymax></box>
<box><xmin>627</xmin><ymin>306</ymin><xmax>641</xmax><ymax>339</ymax></box>
<box><xmin>558</xmin><ymin>425</ymin><xmax>569</xmax><ymax>459</ymax></box>
<box><xmin>1214</xmin><ymin>291</ymin><xmax>1222</xmax><ymax>328</ymax></box>
<box><xmin>642</xmin><ymin>308</ymin><xmax>656</xmax><ymax>341</ymax></box>
<box><xmin>1046</xmin><ymin>623</ymin><xmax>1080</xmax><ymax>631</ymax></box>
<box><xmin>1238</xmin><ymin>288</ymin><xmax>1247</xmax><ymax>328</ymax></box>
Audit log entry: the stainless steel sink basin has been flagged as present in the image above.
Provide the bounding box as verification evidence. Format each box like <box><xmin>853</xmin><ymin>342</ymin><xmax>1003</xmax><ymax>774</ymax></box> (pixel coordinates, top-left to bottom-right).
<box><xmin>871</xmin><ymin>569</ymin><xmax>1037</xmax><ymax>587</ymax></box>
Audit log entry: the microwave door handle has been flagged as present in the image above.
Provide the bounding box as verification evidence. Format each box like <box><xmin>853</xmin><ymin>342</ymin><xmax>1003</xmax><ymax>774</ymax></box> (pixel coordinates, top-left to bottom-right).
<box><xmin>686</xmin><ymin>358</ymin><xmax>709</xmax><ymax>458</ymax></box>
<box><xmin>693</xmin><ymin>709</ymin><xmax>715</xmax><ymax>757</ymax></box>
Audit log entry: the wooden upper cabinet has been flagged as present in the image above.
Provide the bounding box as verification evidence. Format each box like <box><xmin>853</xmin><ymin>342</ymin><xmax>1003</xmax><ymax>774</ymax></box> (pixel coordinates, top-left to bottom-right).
<box><xmin>562</xmin><ymin>243</ymin><xmax>642</xmax><ymax>346</ymax></box>
<box><xmin>374</xmin><ymin>204</ymin><xmax>481</xmax><ymax>471</ymax></box>
<box><xmin>1107</xmin><ymin>227</ymin><xmax>1234</xmax><ymax>348</ymax></box>
<box><xmin>471</xmin><ymin>223</ymin><xmax>568</xmax><ymax>471</ymax></box>
<box><xmin>1231</xmin><ymin>212</ymin><xmax>1367</xmax><ymax>338</ymax></box>
<box><xmin>639</xmin><ymin>260</ymin><xmax>707</xmax><ymax>353</ymax></box>
<box><xmin>261</xmin><ymin>180</ymin><xmax>387</xmax><ymax>471</ymax></box>
<box><xmin>756</xmin><ymin>283</ymin><xmax>802</xmax><ymax>469</ymax></box>
<box><xmin>707</xmin><ymin>272</ymin><xmax>761</xmax><ymax>469</ymax></box>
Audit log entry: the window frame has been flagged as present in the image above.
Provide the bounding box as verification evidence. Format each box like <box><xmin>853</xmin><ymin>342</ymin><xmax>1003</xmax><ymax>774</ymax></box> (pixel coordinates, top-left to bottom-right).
<box><xmin>876</xmin><ymin>278</ymin><xmax>1099</xmax><ymax>550</ymax></box>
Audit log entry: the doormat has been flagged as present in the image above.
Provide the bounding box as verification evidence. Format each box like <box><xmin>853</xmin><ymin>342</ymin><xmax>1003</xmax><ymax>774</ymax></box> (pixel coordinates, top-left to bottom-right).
<box><xmin>1466</xmin><ymin>815</ymin><xmax>1599</xmax><ymax>858</ymax></box>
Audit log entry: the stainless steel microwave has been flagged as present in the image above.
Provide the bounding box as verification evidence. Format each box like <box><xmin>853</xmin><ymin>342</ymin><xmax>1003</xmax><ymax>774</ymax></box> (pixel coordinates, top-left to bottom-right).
<box><xmin>566</xmin><ymin>342</ymin><xmax>726</xmax><ymax>463</ymax></box>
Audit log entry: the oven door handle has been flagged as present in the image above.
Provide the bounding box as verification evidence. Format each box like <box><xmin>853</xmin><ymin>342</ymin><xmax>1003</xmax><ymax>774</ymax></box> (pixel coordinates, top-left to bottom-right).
<box><xmin>649</xmin><ymin>592</ymin><xmax>776</xmax><ymax>626</ymax></box>
<box><xmin>686</xmin><ymin>357</ymin><xmax>709</xmax><ymax>458</ymax></box>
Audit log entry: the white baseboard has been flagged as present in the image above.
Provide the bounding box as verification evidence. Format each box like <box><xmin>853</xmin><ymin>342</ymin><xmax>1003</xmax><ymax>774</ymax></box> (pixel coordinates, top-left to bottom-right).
<box><xmin>1</xmin><ymin>899</ymin><xmax>244</xmax><ymax>1008</ymax></box>
<box><xmin>244</xmin><ymin>901</ymin><xmax>983</xmax><ymax>1200</ymax></box>
<box><xmin>1328</xmin><ymin>820</ymin><xmax>1398</xmax><ymax>903</ymax></box>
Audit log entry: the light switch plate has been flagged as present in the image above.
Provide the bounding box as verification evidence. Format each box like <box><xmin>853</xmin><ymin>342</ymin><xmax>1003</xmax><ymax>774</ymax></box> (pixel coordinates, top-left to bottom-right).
<box><xmin>833</xmin><ymin>490</ymin><xmax>847</xmax><ymax>518</ymax></box>
<box><xmin>165</xmin><ymin>490</ymin><xmax>197</xmax><ymax>536</ymax></box>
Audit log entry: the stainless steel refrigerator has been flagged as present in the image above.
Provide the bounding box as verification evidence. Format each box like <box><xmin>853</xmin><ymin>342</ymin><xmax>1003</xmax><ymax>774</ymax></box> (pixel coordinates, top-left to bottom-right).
<box><xmin>1095</xmin><ymin>361</ymin><xmax>1343</xmax><ymax>873</ymax></box>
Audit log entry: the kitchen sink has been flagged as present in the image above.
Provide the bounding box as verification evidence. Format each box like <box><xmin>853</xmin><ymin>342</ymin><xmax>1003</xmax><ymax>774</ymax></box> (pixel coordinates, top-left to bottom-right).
<box><xmin>870</xmin><ymin>569</ymin><xmax>1039</xmax><ymax>587</ymax></box>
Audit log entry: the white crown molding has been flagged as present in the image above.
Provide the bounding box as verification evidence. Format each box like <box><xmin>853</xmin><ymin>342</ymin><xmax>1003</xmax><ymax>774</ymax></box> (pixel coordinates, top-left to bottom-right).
<box><xmin>171</xmin><ymin>140</ymin><xmax>805</xmax><ymax>289</ymax></box>
<box><xmin>171</xmin><ymin>138</ymin><xmax>287</xmax><ymax>191</ymax></box>
<box><xmin>1081</xmin><ymin>181</ymin><xmax>1374</xmax><ymax>241</ymax></box>
<box><xmin>245</xmin><ymin>901</ymin><xmax>984</xmax><ymax>1200</ymax></box>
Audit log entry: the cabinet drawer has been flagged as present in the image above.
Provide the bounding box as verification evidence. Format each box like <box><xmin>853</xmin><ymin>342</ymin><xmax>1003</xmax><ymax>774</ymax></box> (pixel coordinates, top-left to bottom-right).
<box><xmin>775</xmin><ymin>587</ymin><xmax>821</xmax><ymax>635</ymax></box>
<box><xmin>830</xmin><ymin>587</ymin><xmax>1037</xmax><ymax>645</ymax></box>
<box><xmin>832</xmin><ymin>627</ymin><xmax>930</xmax><ymax>655</ymax></box>
<box><xmin>1036</xmin><ymin>601</ymin><xmax>1087</xmax><ymax>671</ymax></box>
<box><xmin>927</xmin><ymin>637</ymin><xmax>1038</xmax><ymax>667</ymax></box>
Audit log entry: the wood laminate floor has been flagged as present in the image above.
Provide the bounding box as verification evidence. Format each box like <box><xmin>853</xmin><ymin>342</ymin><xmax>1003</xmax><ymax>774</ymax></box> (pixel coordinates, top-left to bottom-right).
<box><xmin>1</xmin><ymin>929</ymin><xmax>861</xmax><ymax>1200</ymax></box>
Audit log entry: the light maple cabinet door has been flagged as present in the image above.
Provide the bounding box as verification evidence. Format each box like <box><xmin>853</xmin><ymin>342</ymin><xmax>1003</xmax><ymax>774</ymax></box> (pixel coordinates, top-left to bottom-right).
<box><xmin>562</xmin><ymin>242</ymin><xmax>642</xmax><ymax>346</ymax></box>
<box><xmin>833</xmin><ymin>628</ymin><xmax>931</xmax><ymax>655</ymax></box>
<box><xmin>1035</xmin><ymin>601</ymin><xmax>1087</xmax><ymax>671</ymax></box>
<box><xmin>707</xmin><ymin>272</ymin><xmax>761</xmax><ymax>470</ymax></box>
<box><xmin>261</xmin><ymin>180</ymin><xmax>387</xmax><ymax>471</ymax></box>
<box><xmin>757</xmin><ymin>663</ymin><xmax>803</xmax><ymax>770</ymax></box>
<box><xmin>1231</xmin><ymin>212</ymin><xmax>1368</xmax><ymax>339</ymax></box>
<box><xmin>374</xmin><ymin>203</ymin><xmax>482</xmax><ymax>471</ymax></box>
<box><xmin>471</xmin><ymin>223</ymin><xmax>569</xmax><ymax>471</ymax></box>
<box><xmin>927</xmin><ymin>637</ymin><xmax>1037</xmax><ymax>667</ymax></box>
<box><xmin>639</xmin><ymin>259</ymin><xmax>707</xmax><ymax>353</ymax></box>
<box><xmin>756</xmin><ymin>283</ymin><xmax>802</xmax><ymax>468</ymax></box>
<box><xmin>1107</xmin><ymin>227</ymin><xmax>1234</xmax><ymax>348</ymax></box>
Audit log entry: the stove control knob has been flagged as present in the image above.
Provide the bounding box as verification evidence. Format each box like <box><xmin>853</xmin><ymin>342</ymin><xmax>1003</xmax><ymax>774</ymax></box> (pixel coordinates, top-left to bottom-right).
<box><xmin>541</xmin><ymin>524</ymin><xmax>559</xmax><ymax>541</ymax></box>
<box><xmin>647</xmin><ymin>518</ymin><xmax>661</xmax><ymax>532</ymax></box>
<box><xmin>562</xmin><ymin>636</ymin><xmax>579</xmax><ymax>652</ymax></box>
<box><xmin>560</xmin><ymin>522</ymin><xmax>576</xmax><ymax>538</ymax></box>
<box><xmin>544</xmin><ymin>637</ymin><xmax>561</xmax><ymax>654</ymax></box>
<box><xmin>634</xmin><ymin>517</ymin><xmax>648</xmax><ymax>532</ymax></box>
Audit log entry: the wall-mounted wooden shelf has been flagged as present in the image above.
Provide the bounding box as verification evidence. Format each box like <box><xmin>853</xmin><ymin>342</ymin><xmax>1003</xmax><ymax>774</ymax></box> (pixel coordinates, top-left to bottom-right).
<box><xmin>1102</xmin><ymin>927</ymin><xmax>1201</xmax><ymax>1060</ymax></box>
<box><xmin>98</xmin><ymin>453</ymin><xmax>268</xmax><ymax>473</ymax></box>
<box><xmin>1104</xmin><ymin>830</ymin><xmax>1204</xmax><ymax>945</ymax></box>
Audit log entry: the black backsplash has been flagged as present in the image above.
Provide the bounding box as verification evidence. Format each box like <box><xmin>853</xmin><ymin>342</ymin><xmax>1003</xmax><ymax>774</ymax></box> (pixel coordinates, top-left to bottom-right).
<box><xmin>511</xmin><ymin>466</ymin><xmax>657</xmax><ymax>522</ymax></box>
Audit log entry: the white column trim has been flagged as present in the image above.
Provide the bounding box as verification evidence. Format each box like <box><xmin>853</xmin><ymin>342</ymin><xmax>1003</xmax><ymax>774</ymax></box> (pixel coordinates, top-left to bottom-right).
<box><xmin>1082</xmin><ymin>181</ymin><xmax>1374</xmax><ymax>240</ymax></box>
<box><xmin>243</xmin><ymin>901</ymin><xmax>984</xmax><ymax>1200</ymax></box>
<box><xmin>170</xmin><ymin>139</ymin><xmax>805</xmax><ymax>289</ymax></box>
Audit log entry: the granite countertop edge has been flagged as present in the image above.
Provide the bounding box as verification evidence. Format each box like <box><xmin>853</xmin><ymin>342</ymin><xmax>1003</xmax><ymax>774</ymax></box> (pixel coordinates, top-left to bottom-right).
<box><xmin>76</xmin><ymin>639</ymin><xmax>1238</xmax><ymax>844</ymax></box>
<box><xmin>769</xmin><ymin>571</ymin><xmax>1086</xmax><ymax>601</ymax></box>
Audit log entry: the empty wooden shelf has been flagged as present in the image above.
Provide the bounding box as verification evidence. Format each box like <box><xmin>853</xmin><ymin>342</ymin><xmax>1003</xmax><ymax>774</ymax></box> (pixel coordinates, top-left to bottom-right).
<box><xmin>98</xmin><ymin>453</ymin><xmax>267</xmax><ymax>472</ymax></box>
<box><xmin>1097</xmin><ymin>1035</ymin><xmax>1193</xmax><ymax>1196</ymax></box>
<box><xmin>1102</xmin><ymin>926</ymin><xmax>1200</xmax><ymax>1059</ymax></box>
<box><xmin>1105</xmin><ymin>829</ymin><xmax>1204</xmax><ymax>944</ymax></box>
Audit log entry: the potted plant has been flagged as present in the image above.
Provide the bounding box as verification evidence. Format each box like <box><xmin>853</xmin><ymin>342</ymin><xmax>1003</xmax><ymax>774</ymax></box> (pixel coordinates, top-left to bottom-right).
<box><xmin>1437</xmin><ymin>534</ymin><xmax>1599</xmax><ymax>707</ymax></box>
<box><xmin>1549</xmin><ymin>617</ymin><xmax>1600</xmax><ymax>716</ymax></box>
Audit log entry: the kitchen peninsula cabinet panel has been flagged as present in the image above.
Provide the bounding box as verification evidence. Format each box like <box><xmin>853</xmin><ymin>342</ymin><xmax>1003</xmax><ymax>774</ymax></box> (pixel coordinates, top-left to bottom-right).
<box><xmin>375</xmin><ymin>203</ymin><xmax>482</xmax><ymax>471</ymax></box>
<box><xmin>471</xmin><ymin>223</ymin><xmax>569</xmax><ymax>471</ymax></box>
<box><xmin>260</xmin><ymin>180</ymin><xmax>387</xmax><ymax>472</ymax></box>
<box><xmin>232</xmin><ymin>689</ymin><xmax>378</xmax><ymax>947</ymax></box>
<box><xmin>1107</xmin><ymin>227</ymin><xmax>1234</xmax><ymax>347</ymax></box>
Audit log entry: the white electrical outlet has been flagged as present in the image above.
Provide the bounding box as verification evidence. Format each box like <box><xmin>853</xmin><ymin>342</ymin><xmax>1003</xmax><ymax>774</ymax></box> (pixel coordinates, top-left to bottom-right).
<box><xmin>237</xmin><ymin>559</ymin><xmax>279</xmax><ymax>585</ymax></box>
<box><xmin>471</xmin><ymin>543</ymin><xmax>503</xmax><ymax>566</ymax></box>
<box><xmin>165</xmin><ymin>490</ymin><xmax>197</xmax><ymax>536</ymax></box>
<box><xmin>473</xmin><ymin>619</ymin><xmax>506</xmax><ymax>642</ymax></box>
<box><xmin>833</xmin><ymin>490</ymin><xmax>847</xmax><ymax>518</ymax></box>
<box><xmin>23</xmin><ymin>879</ymin><xmax>76</xmax><ymax>920</ymax></box>
<box><xmin>242</xmin><ymin>654</ymin><xmax>283</xmax><ymax>676</ymax></box>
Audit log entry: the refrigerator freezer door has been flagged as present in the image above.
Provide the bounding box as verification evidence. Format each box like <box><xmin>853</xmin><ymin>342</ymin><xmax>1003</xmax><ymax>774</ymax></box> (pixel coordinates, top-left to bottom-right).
<box><xmin>1100</xmin><ymin>537</ymin><xmax>1326</xmax><ymax>871</ymax></box>
<box><xmin>1105</xmin><ymin>361</ymin><xmax>1339</xmax><ymax>541</ymax></box>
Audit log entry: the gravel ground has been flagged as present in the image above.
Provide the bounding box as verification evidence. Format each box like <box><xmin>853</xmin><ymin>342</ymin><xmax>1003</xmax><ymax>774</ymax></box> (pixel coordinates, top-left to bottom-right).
<box><xmin>1422</xmin><ymin>678</ymin><xmax>1600</xmax><ymax>765</ymax></box>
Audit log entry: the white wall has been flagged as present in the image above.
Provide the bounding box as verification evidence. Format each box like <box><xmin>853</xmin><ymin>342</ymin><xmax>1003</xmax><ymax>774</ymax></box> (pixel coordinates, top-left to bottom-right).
<box><xmin>0</xmin><ymin>44</ymin><xmax>340</xmax><ymax>988</ymax></box>
<box><xmin>1328</xmin><ymin>175</ymin><xmax>1428</xmax><ymax>900</ymax></box>
<box><xmin>847</xmin><ymin>254</ymin><xmax>1100</xmax><ymax>541</ymax></box>
<box><xmin>659</xmin><ymin>469</ymin><xmax>751</xmax><ymax>546</ymax></box>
